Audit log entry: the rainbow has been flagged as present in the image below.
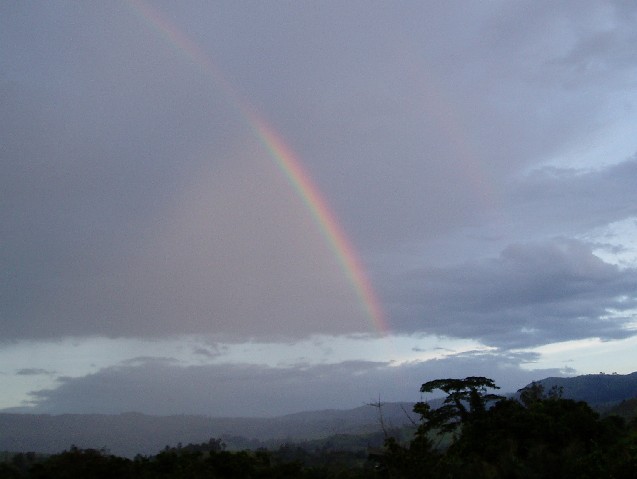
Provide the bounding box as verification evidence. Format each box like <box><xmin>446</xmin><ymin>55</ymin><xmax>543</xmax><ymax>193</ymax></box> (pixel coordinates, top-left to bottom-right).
<box><xmin>128</xmin><ymin>0</ymin><xmax>387</xmax><ymax>335</ymax></box>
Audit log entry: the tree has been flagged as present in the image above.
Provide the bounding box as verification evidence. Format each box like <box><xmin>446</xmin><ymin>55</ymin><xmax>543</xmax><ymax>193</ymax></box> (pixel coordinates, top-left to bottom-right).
<box><xmin>414</xmin><ymin>376</ymin><xmax>503</xmax><ymax>436</ymax></box>
<box><xmin>518</xmin><ymin>381</ymin><xmax>562</xmax><ymax>406</ymax></box>
<box><xmin>376</xmin><ymin>377</ymin><xmax>503</xmax><ymax>478</ymax></box>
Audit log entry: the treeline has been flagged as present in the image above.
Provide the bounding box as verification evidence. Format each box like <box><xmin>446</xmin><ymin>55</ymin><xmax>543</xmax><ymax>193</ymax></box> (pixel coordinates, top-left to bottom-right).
<box><xmin>3</xmin><ymin>377</ymin><xmax>637</xmax><ymax>478</ymax></box>
<box><xmin>0</xmin><ymin>442</ymin><xmax>378</xmax><ymax>478</ymax></box>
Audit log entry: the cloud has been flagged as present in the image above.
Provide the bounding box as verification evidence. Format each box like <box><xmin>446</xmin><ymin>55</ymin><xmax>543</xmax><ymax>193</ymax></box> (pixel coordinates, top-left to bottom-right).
<box><xmin>506</xmin><ymin>159</ymin><xmax>637</xmax><ymax>237</ymax></box>
<box><xmin>19</xmin><ymin>352</ymin><xmax>565</xmax><ymax>417</ymax></box>
<box><xmin>390</xmin><ymin>238</ymin><xmax>637</xmax><ymax>348</ymax></box>
<box><xmin>0</xmin><ymin>128</ymin><xmax>370</xmax><ymax>340</ymax></box>
<box><xmin>3</xmin><ymin>2</ymin><xmax>637</xmax><ymax>345</ymax></box>
<box><xmin>15</xmin><ymin>368</ymin><xmax>55</xmax><ymax>376</ymax></box>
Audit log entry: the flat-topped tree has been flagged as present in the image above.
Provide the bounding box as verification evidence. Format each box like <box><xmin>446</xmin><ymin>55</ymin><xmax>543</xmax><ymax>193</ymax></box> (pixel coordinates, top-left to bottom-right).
<box><xmin>414</xmin><ymin>377</ymin><xmax>503</xmax><ymax>435</ymax></box>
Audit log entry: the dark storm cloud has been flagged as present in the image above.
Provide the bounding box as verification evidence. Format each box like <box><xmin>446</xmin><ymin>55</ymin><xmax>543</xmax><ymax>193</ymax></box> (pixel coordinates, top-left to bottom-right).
<box><xmin>2</xmin><ymin>0</ymin><xmax>637</xmax><ymax>347</ymax></box>
<box><xmin>0</xmin><ymin>4</ymin><xmax>248</xmax><ymax>339</ymax></box>
<box><xmin>237</xmin><ymin>0</ymin><xmax>637</xmax><ymax>256</ymax></box>
<box><xmin>17</xmin><ymin>353</ymin><xmax>564</xmax><ymax>416</ymax></box>
<box><xmin>1</xmin><ymin>147</ymin><xmax>371</xmax><ymax>339</ymax></box>
<box><xmin>1</xmin><ymin>3</ymin><xmax>370</xmax><ymax>340</ymax></box>
<box><xmin>390</xmin><ymin>238</ymin><xmax>637</xmax><ymax>348</ymax></box>
<box><xmin>505</xmin><ymin>158</ymin><xmax>637</xmax><ymax>237</ymax></box>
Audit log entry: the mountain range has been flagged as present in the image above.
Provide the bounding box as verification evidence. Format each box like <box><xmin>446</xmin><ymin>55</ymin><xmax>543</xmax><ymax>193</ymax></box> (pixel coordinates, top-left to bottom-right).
<box><xmin>0</xmin><ymin>402</ymin><xmax>417</xmax><ymax>457</ymax></box>
<box><xmin>2</xmin><ymin>372</ymin><xmax>637</xmax><ymax>457</ymax></box>
<box><xmin>532</xmin><ymin>371</ymin><xmax>637</xmax><ymax>407</ymax></box>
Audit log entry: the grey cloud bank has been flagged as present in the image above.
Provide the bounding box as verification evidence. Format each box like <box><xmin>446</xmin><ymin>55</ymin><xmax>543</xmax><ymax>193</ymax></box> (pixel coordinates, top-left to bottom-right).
<box><xmin>391</xmin><ymin>238</ymin><xmax>637</xmax><ymax>348</ymax></box>
<box><xmin>17</xmin><ymin>353</ymin><xmax>562</xmax><ymax>417</ymax></box>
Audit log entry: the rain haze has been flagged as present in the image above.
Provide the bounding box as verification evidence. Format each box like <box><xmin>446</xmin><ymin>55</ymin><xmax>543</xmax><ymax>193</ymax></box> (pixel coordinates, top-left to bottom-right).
<box><xmin>2</xmin><ymin>1</ymin><xmax>637</xmax><ymax>417</ymax></box>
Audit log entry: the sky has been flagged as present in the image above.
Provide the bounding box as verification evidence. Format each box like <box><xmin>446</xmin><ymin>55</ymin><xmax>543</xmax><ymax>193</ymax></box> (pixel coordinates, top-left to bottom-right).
<box><xmin>2</xmin><ymin>0</ymin><xmax>637</xmax><ymax>417</ymax></box>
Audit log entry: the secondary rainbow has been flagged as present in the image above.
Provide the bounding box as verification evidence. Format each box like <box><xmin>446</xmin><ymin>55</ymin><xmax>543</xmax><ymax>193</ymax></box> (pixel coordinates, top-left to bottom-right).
<box><xmin>129</xmin><ymin>0</ymin><xmax>387</xmax><ymax>335</ymax></box>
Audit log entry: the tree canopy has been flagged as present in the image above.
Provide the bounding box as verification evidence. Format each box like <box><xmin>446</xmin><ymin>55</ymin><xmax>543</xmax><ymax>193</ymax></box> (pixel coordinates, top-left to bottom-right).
<box><xmin>377</xmin><ymin>377</ymin><xmax>637</xmax><ymax>479</ymax></box>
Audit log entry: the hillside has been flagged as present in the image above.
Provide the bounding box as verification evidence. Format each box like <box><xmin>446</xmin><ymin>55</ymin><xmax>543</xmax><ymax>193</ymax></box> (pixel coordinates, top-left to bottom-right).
<box><xmin>0</xmin><ymin>403</ymin><xmax>417</xmax><ymax>458</ymax></box>
<box><xmin>4</xmin><ymin>372</ymin><xmax>637</xmax><ymax>458</ymax></box>
<box><xmin>532</xmin><ymin>371</ymin><xmax>637</xmax><ymax>407</ymax></box>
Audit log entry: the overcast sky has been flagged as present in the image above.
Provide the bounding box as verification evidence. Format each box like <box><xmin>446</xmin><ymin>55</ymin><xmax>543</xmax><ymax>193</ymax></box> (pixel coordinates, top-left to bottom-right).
<box><xmin>2</xmin><ymin>0</ymin><xmax>637</xmax><ymax>416</ymax></box>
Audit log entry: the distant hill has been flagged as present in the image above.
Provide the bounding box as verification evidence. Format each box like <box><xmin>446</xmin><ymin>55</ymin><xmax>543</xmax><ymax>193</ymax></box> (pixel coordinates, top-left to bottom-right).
<box><xmin>5</xmin><ymin>372</ymin><xmax>637</xmax><ymax>458</ymax></box>
<box><xmin>0</xmin><ymin>403</ymin><xmax>417</xmax><ymax>458</ymax></box>
<box><xmin>529</xmin><ymin>371</ymin><xmax>637</xmax><ymax>408</ymax></box>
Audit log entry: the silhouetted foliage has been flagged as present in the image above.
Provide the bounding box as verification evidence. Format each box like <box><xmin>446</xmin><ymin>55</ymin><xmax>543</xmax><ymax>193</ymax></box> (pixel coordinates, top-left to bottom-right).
<box><xmin>415</xmin><ymin>376</ymin><xmax>503</xmax><ymax>434</ymax></box>
<box><xmin>1</xmin><ymin>438</ymin><xmax>379</xmax><ymax>479</ymax></box>
<box><xmin>375</xmin><ymin>377</ymin><xmax>637</xmax><ymax>479</ymax></box>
